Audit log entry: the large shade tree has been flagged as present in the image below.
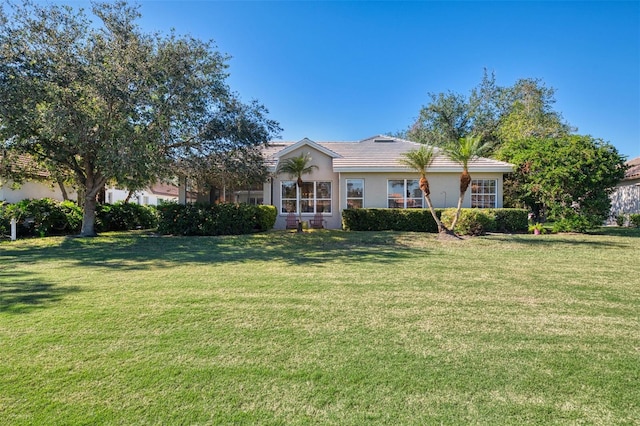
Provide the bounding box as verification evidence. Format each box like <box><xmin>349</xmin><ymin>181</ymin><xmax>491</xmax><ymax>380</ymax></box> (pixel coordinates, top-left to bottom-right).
<box><xmin>0</xmin><ymin>1</ymin><xmax>279</xmax><ymax>236</ymax></box>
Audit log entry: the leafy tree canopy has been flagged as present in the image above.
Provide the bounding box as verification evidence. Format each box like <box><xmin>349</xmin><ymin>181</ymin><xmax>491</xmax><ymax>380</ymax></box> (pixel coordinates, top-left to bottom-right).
<box><xmin>497</xmin><ymin>135</ymin><xmax>627</xmax><ymax>229</ymax></box>
<box><xmin>405</xmin><ymin>70</ymin><xmax>573</xmax><ymax>150</ymax></box>
<box><xmin>0</xmin><ymin>1</ymin><xmax>280</xmax><ymax>236</ymax></box>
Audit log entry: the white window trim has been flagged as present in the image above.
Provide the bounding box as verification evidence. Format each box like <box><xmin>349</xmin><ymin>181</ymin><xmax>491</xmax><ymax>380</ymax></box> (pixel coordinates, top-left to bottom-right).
<box><xmin>280</xmin><ymin>180</ymin><xmax>332</xmax><ymax>215</ymax></box>
<box><xmin>346</xmin><ymin>178</ymin><xmax>364</xmax><ymax>209</ymax></box>
<box><xmin>387</xmin><ymin>179</ymin><xmax>423</xmax><ymax>209</ymax></box>
<box><xmin>471</xmin><ymin>179</ymin><xmax>497</xmax><ymax>208</ymax></box>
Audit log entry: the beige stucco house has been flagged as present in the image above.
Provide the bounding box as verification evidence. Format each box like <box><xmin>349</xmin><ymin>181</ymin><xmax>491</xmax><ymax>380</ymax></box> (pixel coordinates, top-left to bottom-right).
<box><xmin>258</xmin><ymin>135</ymin><xmax>514</xmax><ymax>230</ymax></box>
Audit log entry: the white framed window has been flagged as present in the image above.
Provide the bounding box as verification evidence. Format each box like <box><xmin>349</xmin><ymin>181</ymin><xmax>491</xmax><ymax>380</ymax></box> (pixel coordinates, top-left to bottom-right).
<box><xmin>471</xmin><ymin>179</ymin><xmax>497</xmax><ymax>208</ymax></box>
<box><xmin>387</xmin><ymin>179</ymin><xmax>423</xmax><ymax>209</ymax></box>
<box><xmin>346</xmin><ymin>179</ymin><xmax>364</xmax><ymax>209</ymax></box>
<box><xmin>281</xmin><ymin>181</ymin><xmax>297</xmax><ymax>213</ymax></box>
<box><xmin>281</xmin><ymin>181</ymin><xmax>332</xmax><ymax>214</ymax></box>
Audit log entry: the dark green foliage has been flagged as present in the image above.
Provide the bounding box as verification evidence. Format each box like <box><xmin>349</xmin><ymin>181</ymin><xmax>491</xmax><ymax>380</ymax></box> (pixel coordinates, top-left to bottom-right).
<box><xmin>342</xmin><ymin>209</ymin><xmax>444</xmax><ymax>232</ymax></box>
<box><xmin>491</xmin><ymin>209</ymin><xmax>529</xmax><ymax>233</ymax></box>
<box><xmin>442</xmin><ymin>209</ymin><xmax>496</xmax><ymax>236</ymax></box>
<box><xmin>255</xmin><ymin>205</ymin><xmax>277</xmax><ymax>232</ymax></box>
<box><xmin>551</xmin><ymin>213</ymin><xmax>592</xmax><ymax>233</ymax></box>
<box><xmin>96</xmin><ymin>202</ymin><xmax>158</xmax><ymax>232</ymax></box>
<box><xmin>342</xmin><ymin>208</ymin><xmax>527</xmax><ymax>235</ymax></box>
<box><xmin>156</xmin><ymin>203</ymin><xmax>276</xmax><ymax>236</ymax></box>
<box><xmin>498</xmin><ymin>135</ymin><xmax>627</xmax><ymax>230</ymax></box>
<box><xmin>1</xmin><ymin>199</ymin><xmax>82</xmax><ymax>237</ymax></box>
<box><xmin>627</xmin><ymin>214</ymin><xmax>640</xmax><ymax>228</ymax></box>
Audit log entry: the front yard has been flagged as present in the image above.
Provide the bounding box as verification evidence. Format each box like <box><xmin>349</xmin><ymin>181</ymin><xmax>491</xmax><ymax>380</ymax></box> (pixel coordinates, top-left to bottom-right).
<box><xmin>1</xmin><ymin>229</ymin><xmax>638</xmax><ymax>424</ymax></box>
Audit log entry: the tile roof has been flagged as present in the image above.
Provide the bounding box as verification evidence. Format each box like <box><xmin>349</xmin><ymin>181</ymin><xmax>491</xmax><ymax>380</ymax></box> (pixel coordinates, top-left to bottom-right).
<box><xmin>624</xmin><ymin>157</ymin><xmax>640</xmax><ymax>181</ymax></box>
<box><xmin>264</xmin><ymin>135</ymin><xmax>514</xmax><ymax>173</ymax></box>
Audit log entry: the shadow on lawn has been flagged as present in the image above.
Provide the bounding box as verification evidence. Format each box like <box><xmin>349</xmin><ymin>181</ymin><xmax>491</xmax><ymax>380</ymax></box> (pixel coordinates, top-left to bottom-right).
<box><xmin>0</xmin><ymin>230</ymin><xmax>431</xmax><ymax>272</ymax></box>
<box><xmin>0</xmin><ymin>269</ymin><xmax>81</xmax><ymax>314</ymax></box>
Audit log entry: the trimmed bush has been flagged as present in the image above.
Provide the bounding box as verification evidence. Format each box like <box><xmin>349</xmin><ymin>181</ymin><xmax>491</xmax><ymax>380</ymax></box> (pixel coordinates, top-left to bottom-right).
<box><xmin>96</xmin><ymin>202</ymin><xmax>158</xmax><ymax>232</ymax></box>
<box><xmin>343</xmin><ymin>208</ymin><xmax>528</xmax><ymax>235</ymax></box>
<box><xmin>255</xmin><ymin>205</ymin><xmax>277</xmax><ymax>232</ymax></box>
<box><xmin>629</xmin><ymin>213</ymin><xmax>640</xmax><ymax>228</ymax></box>
<box><xmin>441</xmin><ymin>209</ymin><xmax>496</xmax><ymax>236</ymax></box>
<box><xmin>491</xmin><ymin>209</ymin><xmax>528</xmax><ymax>233</ymax></box>
<box><xmin>156</xmin><ymin>203</ymin><xmax>276</xmax><ymax>236</ymax></box>
<box><xmin>2</xmin><ymin>198</ymin><xmax>82</xmax><ymax>237</ymax></box>
<box><xmin>342</xmin><ymin>208</ymin><xmax>443</xmax><ymax>232</ymax></box>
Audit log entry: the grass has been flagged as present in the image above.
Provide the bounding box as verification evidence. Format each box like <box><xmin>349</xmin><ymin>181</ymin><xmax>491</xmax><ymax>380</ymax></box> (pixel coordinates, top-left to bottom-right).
<box><xmin>1</xmin><ymin>228</ymin><xmax>639</xmax><ymax>424</ymax></box>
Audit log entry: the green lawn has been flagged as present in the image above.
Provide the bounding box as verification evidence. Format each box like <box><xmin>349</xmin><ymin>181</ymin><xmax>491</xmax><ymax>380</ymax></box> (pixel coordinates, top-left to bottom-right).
<box><xmin>1</xmin><ymin>229</ymin><xmax>639</xmax><ymax>424</ymax></box>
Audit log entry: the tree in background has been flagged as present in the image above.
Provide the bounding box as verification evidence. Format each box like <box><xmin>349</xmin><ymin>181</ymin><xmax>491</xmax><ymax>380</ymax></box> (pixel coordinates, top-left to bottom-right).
<box><xmin>497</xmin><ymin>135</ymin><xmax>627</xmax><ymax>230</ymax></box>
<box><xmin>0</xmin><ymin>1</ymin><xmax>279</xmax><ymax>236</ymax></box>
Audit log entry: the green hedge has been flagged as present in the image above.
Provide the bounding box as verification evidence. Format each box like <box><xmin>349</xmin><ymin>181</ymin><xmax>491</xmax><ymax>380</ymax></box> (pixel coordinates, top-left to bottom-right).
<box><xmin>96</xmin><ymin>202</ymin><xmax>158</xmax><ymax>232</ymax></box>
<box><xmin>629</xmin><ymin>213</ymin><xmax>640</xmax><ymax>228</ymax></box>
<box><xmin>342</xmin><ymin>208</ymin><xmax>528</xmax><ymax>235</ymax></box>
<box><xmin>0</xmin><ymin>199</ymin><xmax>159</xmax><ymax>238</ymax></box>
<box><xmin>1</xmin><ymin>198</ymin><xmax>82</xmax><ymax>237</ymax></box>
<box><xmin>342</xmin><ymin>208</ymin><xmax>443</xmax><ymax>232</ymax></box>
<box><xmin>156</xmin><ymin>203</ymin><xmax>276</xmax><ymax>236</ymax></box>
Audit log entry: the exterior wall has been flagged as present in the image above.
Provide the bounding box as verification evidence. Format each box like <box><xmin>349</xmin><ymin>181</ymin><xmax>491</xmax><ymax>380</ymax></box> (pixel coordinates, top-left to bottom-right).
<box><xmin>272</xmin><ymin>146</ymin><xmax>340</xmax><ymax>230</ymax></box>
<box><xmin>0</xmin><ymin>179</ymin><xmax>77</xmax><ymax>203</ymax></box>
<box><xmin>338</xmin><ymin>172</ymin><xmax>506</xmax><ymax>212</ymax></box>
<box><xmin>270</xmin><ymin>167</ymin><xmax>506</xmax><ymax>230</ymax></box>
<box><xmin>609</xmin><ymin>178</ymin><xmax>640</xmax><ymax>222</ymax></box>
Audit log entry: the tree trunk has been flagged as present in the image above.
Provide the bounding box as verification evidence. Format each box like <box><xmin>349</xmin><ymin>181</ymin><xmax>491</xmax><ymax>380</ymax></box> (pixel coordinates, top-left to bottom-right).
<box><xmin>124</xmin><ymin>190</ymin><xmax>134</xmax><ymax>203</ymax></box>
<box><xmin>450</xmin><ymin>190</ymin><xmax>466</xmax><ymax>232</ymax></box>
<box><xmin>80</xmin><ymin>193</ymin><xmax>98</xmax><ymax>237</ymax></box>
<box><xmin>423</xmin><ymin>192</ymin><xmax>447</xmax><ymax>233</ymax></box>
<box><xmin>451</xmin><ymin>171</ymin><xmax>471</xmax><ymax>233</ymax></box>
<box><xmin>56</xmin><ymin>177</ymin><xmax>69</xmax><ymax>201</ymax></box>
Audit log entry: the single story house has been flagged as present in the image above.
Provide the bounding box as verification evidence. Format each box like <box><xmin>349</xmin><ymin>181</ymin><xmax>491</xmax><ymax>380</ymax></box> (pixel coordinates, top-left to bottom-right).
<box><xmin>105</xmin><ymin>182</ymin><xmax>179</xmax><ymax>206</ymax></box>
<box><xmin>609</xmin><ymin>156</ymin><xmax>640</xmax><ymax>223</ymax></box>
<box><xmin>251</xmin><ymin>135</ymin><xmax>514</xmax><ymax>230</ymax></box>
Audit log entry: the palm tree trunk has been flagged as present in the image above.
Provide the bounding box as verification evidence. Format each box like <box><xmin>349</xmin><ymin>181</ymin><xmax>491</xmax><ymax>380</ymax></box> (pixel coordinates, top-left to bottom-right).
<box><xmin>451</xmin><ymin>171</ymin><xmax>471</xmax><ymax>233</ymax></box>
<box><xmin>450</xmin><ymin>190</ymin><xmax>466</xmax><ymax>232</ymax></box>
<box><xmin>423</xmin><ymin>192</ymin><xmax>447</xmax><ymax>233</ymax></box>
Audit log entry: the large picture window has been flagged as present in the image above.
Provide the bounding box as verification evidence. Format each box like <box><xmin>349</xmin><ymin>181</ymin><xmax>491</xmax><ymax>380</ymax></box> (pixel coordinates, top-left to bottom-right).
<box><xmin>281</xmin><ymin>181</ymin><xmax>332</xmax><ymax>214</ymax></box>
<box><xmin>387</xmin><ymin>179</ymin><xmax>423</xmax><ymax>208</ymax></box>
<box><xmin>471</xmin><ymin>179</ymin><xmax>497</xmax><ymax>208</ymax></box>
<box><xmin>346</xmin><ymin>179</ymin><xmax>364</xmax><ymax>209</ymax></box>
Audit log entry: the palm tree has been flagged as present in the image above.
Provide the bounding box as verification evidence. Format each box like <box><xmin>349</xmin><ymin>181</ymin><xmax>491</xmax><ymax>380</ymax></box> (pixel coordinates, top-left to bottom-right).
<box><xmin>444</xmin><ymin>135</ymin><xmax>492</xmax><ymax>232</ymax></box>
<box><xmin>276</xmin><ymin>152</ymin><xmax>318</xmax><ymax>231</ymax></box>
<box><xmin>399</xmin><ymin>145</ymin><xmax>447</xmax><ymax>233</ymax></box>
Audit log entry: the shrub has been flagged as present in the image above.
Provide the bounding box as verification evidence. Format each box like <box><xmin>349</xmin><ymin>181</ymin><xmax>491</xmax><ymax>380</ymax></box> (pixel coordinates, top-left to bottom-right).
<box><xmin>156</xmin><ymin>203</ymin><xmax>275</xmax><ymax>236</ymax></box>
<box><xmin>341</xmin><ymin>208</ymin><xmax>442</xmax><ymax>232</ymax></box>
<box><xmin>551</xmin><ymin>213</ymin><xmax>591</xmax><ymax>233</ymax></box>
<box><xmin>1</xmin><ymin>198</ymin><xmax>83</xmax><ymax>237</ymax></box>
<box><xmin>255</xmin><ymin>205</ymin><xmax>277</xmax><ymax>232</ymax></box>
<box><xmin>629</xmin><ymin>214</ymin><xmax>640</xmax><ymax>228</ymax></box>
<box><xmin>96</xmin><ymin>202</ymin><xmax>158</xmax><ymax>232</ymax></box>
<box><xmin>441</xmin><ymin>209</ymin><xmax>496</xmax><ymax>236</ymax></box>
<box><xmin>490</xmin><ymin>209</ymin><xmax>528</xmax><ymax>233</ymax></box>
<box><xmin>616</xmin><ymin>214</ymin><xmax>626</xmax><ymax>226</ymax></box>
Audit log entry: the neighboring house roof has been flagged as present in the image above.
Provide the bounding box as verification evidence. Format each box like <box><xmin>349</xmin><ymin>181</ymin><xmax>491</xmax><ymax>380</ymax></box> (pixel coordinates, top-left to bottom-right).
<box><xmin>265</xmin><ymin>135</ymin><xmax>514</xmax><ymax>173</ymax></box>
<box><xmin>149</xmin><ymin>182</ymin><xmax>179</xmax><ymax>198</ymax></box>
<box><xmin>623</xmin><ymin>157</ymin><xmax>640</xmax><ymax>181</ymax></box>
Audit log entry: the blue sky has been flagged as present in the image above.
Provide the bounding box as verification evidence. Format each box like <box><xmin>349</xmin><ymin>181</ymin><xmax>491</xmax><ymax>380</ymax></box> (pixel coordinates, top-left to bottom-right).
<box><xmin>57</xmin><ymin>1</ymin><xmax>640</xmax><ymax>159</ymax></box>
